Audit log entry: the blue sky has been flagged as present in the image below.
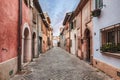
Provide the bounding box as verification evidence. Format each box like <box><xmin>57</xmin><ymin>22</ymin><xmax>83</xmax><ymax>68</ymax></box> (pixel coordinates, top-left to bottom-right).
<box><xmin>39</xmin><ymin>0</ymin><xmax>80</xmax><ymax>36</ymax></box>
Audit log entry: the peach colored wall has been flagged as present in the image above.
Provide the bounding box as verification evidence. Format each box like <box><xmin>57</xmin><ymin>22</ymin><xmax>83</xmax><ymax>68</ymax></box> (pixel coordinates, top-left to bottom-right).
<box><xmin>0</xmin><ymin>0</ymin><xmax>19</xmax><ymax>63</ymax></box>
<box><xmin>64</xmin><ymin>22</ymin><xmax>70</xmax><ymax>52</ymax></box>
<box><xmin>81</xmin><ymin>0</ymin><xmax>93</xmax><ymax>61</ymax></box>
<box><xmin>93</xmin><ymin>59</ymin><xmax>120</xmax><ymax>80</ymax></box>
<box><xmin>0</xmin><ymin>0</ymin><xmax>32</xmax><ymax>79</ymax></box>
<box><xmin>0</xmin><ymin>0</ymin><xmax>32</xmax><ymax>63</ymax></box>
<box><xmin>42</xmin><ymin>22</ymin><xmax>48</xmax><ymax>53</ymax></box>
<box><xmin>76</xmin><ymin>12</ymin><xmax>82</xmax><ymax>58</ymax></box>
<box><xmin>81</xmin><ymin>1</ymin><xmax>91</xmax><ymax>37</ymax></box>
<box><xmin>75</xmin><ymin>0</ymin><xmax>93</xmax><ymax>61</ymax></box>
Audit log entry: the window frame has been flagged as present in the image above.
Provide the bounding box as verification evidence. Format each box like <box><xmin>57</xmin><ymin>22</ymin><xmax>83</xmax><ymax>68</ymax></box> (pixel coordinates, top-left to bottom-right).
<box><xmin>101</xmin><ymin>25</ymin><xmax>120</xmax><ymax>53</ymax></box>
<box><xmin>95</xmin><ymin>0</ymin><xmax>103</xmax><ymax>9</ymax></box>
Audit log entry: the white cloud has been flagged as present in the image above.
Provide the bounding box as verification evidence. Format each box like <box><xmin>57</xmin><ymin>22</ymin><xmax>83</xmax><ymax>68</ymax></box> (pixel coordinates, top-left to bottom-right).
<box><xmin>39</xmin><ymin>0</ymin><xmax>80</xmax><ymax>36</ymax></box>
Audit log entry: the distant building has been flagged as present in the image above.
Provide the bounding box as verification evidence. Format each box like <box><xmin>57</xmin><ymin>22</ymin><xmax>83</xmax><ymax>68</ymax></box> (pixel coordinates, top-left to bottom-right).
<box><xmin>69</xmin><ymin>12</ymin><xmax>78</xmax><ymax>56</ymax></box>
<box><xmin>59</xmin><ymin>27</ymin><xmax>65</xmax><ymax>49</ymax></box>
<box><xmin>53</xmin><ymin>36</ymin><xmax>60</xmax><ymax>47</ymax></box>
<box><xmin>63</xmin><ymin>12</ymin><xmax>72</xmax><ymax>53</ymax></box>
<box><xmin>44</xmin><ymin>13</ymin><xmax>53</xmax><ymax>50</ymax></box>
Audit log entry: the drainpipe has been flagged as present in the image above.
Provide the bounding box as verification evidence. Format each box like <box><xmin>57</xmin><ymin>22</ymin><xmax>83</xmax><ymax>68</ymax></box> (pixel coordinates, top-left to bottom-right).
<box><xmin>81</xmin><ymin>11</ymin><xmax>83</xmax><ymax>60</ymax></box>
<box><xmin>37</xmin><ymin>14</ymin><xmax>39</xmax><ymax>57</ymax></box>
<box><xmin>69</xmin><ymin>23</ymin><xmax>71</xmax><ymax>53</ymax></box>
<box><xmin>85</xmin><ymin>17</ymin><xmax>92</xmax><ymax>27</ymax></box>
<box><xmin>18</xmin><ymin>0</ymin><xmax>22</xmax><ymax>72</ymax></box>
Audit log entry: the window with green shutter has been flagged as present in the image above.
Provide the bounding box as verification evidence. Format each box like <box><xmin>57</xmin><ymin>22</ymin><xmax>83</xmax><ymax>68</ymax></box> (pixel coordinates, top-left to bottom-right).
<box><xmin>95</xmin><ymin>0</ymin><xmax>103</xmax><ymax>9</ymax></box>
<box><xmin>70</xmin><ymin>22</ymin><xmax>73</xmax><ymax>30</ymax></box>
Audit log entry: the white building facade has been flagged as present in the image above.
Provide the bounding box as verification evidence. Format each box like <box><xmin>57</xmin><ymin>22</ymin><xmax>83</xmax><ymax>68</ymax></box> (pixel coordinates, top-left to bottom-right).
<box><xmin>93</xmin><ymin>0</ymin><xmax>120</xmax><ymax>79</ymax></box>
<box><xmin>70</xmin><ymin>18</ymin><xmax>78</xmax><ymax>55</ymax></box>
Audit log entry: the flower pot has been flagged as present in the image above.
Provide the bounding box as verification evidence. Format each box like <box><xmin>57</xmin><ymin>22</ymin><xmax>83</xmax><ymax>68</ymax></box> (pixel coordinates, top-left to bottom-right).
<box><xmin>91</xmin><ymin>9</ymin><xmax>101</xmax><ymax>17</ymax></box>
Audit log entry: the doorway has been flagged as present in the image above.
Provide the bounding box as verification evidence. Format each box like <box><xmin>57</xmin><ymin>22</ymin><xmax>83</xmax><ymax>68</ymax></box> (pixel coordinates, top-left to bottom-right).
<box><xmin>24</xmin><ymin>28</ymin><xmax>30</xmax><ymax>63</ymax></box>
<box><xmin>84</xmin><ymin>28</ymin><xmax>91</xmax><ymax>62</ymax></box>
<box><xmin>32</xmin><ymin>32</ymin><xmax>37</xmax><ymax>58</ymax></box>
<box><xmin>39</xmin><ymin>37</ymin><xmax>42</xmax><ymax>53</ymax></box>
<box><xmin>21</xmin><ymin>23</ymin><xmax>32</xmax><ymax>64</ymax></box>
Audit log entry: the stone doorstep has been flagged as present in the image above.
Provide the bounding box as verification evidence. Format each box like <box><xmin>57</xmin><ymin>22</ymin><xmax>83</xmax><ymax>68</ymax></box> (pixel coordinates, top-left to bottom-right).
<box><xmin>22</xmin><ymin>62</ymin><xmax>30</xmax><ymax>68</ymax></box>
<box><xmin>16</xmin><ymin>62</ymin><xmax>32</xmax><ymax>75</ymax></box>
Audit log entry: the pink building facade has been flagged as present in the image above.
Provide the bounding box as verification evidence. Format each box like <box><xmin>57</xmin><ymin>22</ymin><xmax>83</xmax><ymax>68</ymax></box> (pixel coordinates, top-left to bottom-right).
<box><xmin>0</xmin><ymin>0</ymin><xmax>35</xmax><ymax>79</ymax></box>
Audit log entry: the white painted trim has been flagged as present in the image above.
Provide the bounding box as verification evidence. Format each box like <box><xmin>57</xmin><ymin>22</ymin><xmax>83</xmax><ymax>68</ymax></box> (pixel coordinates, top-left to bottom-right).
<box><xmin>0</xmin><ymin>57</ymin><xmax>17</xmax><ymax>64</ymax></box>
<box><xmin>22</xmin><ymin>23</ymin><xmax>32</xmax><ymax>39</ymax></box>
<box><xmin>21</xmin><ymin>23</ymin><xmax>32</xmax><ymax>63</ymax></box>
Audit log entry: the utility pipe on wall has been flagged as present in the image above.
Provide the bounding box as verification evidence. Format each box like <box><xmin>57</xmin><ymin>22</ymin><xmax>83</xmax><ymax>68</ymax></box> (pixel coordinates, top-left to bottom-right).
<box><xmin>18</xmin><ymin>0</ymin><xmax>22</xmax><ymax>72</ymax></box>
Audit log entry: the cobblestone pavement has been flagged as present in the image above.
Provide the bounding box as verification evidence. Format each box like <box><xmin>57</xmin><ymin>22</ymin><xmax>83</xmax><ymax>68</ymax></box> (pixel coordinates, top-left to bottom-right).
<box><xmin>11</xmin><ymin>47</ymin><xmax>114</xmax><ymax>80</ymax></box>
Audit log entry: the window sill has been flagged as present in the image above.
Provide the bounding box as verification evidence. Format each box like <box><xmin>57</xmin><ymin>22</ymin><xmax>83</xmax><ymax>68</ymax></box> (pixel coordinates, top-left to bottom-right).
<box><xmin>101</xmin><ymin>52</ymin><xmax>120</xmax><ymax>59</ymax></box>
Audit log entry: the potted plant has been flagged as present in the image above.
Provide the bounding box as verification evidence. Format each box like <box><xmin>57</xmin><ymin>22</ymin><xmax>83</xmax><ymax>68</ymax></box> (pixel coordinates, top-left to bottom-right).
<box><xmin>100</xmin><ymin>43</ymin><xmax>110</xmax><ymax>52</ymax></box>
<box><xmin>101</xmin><ymin>43</ymin><xmax>118</xmax><ymax>53</ymax></box>
<box><xmin>91</xmin><ymin>9</ymin><xmax>101</xmax><ymax>17</ymax></box>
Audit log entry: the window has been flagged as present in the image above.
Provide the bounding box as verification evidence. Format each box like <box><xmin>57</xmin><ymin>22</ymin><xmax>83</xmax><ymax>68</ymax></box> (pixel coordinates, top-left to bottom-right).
<box><xmin>118</xmin><ymin>30</ymin><xmax>120</xmax><ymax>43</ymax></box>
<box><xmin>78</xmin><ymin>37</ymin><xmax>81</xmax><ymax>49</ymax></box>
<box><xmin>101</xmin><ymin>25</ymin><xmax>120</xmax><ymax>53</ymax></box>
<box><xmin>24</xmin><ymin>0</ymin><xmax>33</xmax><ymax>7</ymax></box>
<box><xmin>101</xmin><ymin>28</ymin><xmax>117</xmax><ymax>45</ymax></box>
<box><xmin>30</xmin><ymin>0</ymin><xmax>33</xmax><ymax>8</ymax></box>
<box><xmin>70</xmin><ymin>40</ymin><xmax>72</xmax><ymax>47</ymax></box>
<box><xmin>95</xmin><ymin>0</ymin><xmax>103</xmax><ymax>9</ymax></box>
<box><xmin>107</xmin><ymin>31</ymin><xmax>115</xmax><ymax>43</ymax></box>
<box><xmin>47</xmin><ymin>37</ymin><xmax>51</xmax><ymax>46</ymax></box>
<box><xmin>70</xmin><ymin>22</ymin><xmax>73</xmax><ymax>30</ymax></box>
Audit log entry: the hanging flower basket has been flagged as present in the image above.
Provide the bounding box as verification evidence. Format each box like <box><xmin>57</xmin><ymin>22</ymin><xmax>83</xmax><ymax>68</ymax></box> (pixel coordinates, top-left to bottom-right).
<box><xmin>91</xmin><ymin>9</ymin><xmax>101</xmax><ymax>17</ymax></box>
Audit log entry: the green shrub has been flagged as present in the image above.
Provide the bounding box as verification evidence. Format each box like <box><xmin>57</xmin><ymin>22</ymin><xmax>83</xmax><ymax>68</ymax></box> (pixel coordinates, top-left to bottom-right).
<box><xmin>101</xmin><ymin>43</ymin><xmax>118</xmax><ymax>52</ymax></box>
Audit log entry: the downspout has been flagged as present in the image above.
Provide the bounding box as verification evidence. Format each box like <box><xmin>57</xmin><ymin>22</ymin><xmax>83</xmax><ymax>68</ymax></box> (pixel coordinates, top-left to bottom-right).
<box><xmin>69</xmin><ymin>22</ymin><xmax>71</xmax><ymax>53</ymax></box>
<box><xmin>37</xmin><ymin>14</ymin><xmax>39</xmax><ymax>57</ymax></box>
<box><xmin>81</xmin><ymin>11</ymin><xmax>83</xmax><ymax>59</ymax></box>
<box><xmin>18</xmin><ymin>0</ymin><xmax>22</xmax><ymax>72</ymax></box>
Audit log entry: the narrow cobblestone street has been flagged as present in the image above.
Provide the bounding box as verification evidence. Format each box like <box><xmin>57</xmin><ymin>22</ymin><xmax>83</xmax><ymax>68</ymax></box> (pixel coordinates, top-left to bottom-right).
<box><xmin>11</xmin><ymin>47</ymin><xmax>113</xmax><ymax>80</ymax></box>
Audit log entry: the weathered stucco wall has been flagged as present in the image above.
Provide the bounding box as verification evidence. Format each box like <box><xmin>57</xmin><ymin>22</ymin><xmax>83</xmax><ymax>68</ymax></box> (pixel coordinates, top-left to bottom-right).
<box><xmin>81</xmin><ymin>0</ymin><xmax>93</xmax><ymax>61</ymax></box>
<box><xmin>0</xmin><ymin>0</ymin><xmax>19</xmax><ymax>63</ymax></box>
<box><xmin>93</xmin><ymin>0</ymin><xmax>120</xmax><ymax>69</ymax></box>
<box><xmin>0</xmin><ymin>0</ymin><xmax>32</xmax><ymax>79</ymax></box>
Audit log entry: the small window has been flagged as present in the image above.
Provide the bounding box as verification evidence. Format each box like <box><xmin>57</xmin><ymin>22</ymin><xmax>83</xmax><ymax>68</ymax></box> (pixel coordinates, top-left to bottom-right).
<box><xmin>95</xmin><ymin>0</ymin><xmax>103</xmax><ymax>9</ymax></box>
<box><xmin>30</xmin><ymin>0</ymin><xmax>33</xmax><ymax>8</ymax></box>
<box><xmin>24</xmin><ymin>0</ymin><xmax>33</xmax><ymax>7</ymax></box>
<box><xmin>70</xmin><ymin>22</ymin><xmax>73</xmax><ymax>30</ymax></box>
